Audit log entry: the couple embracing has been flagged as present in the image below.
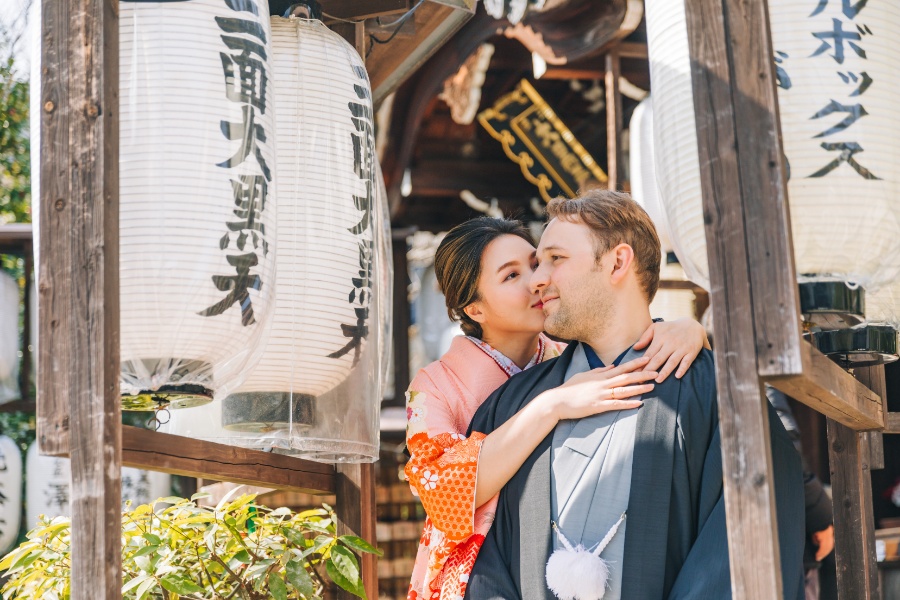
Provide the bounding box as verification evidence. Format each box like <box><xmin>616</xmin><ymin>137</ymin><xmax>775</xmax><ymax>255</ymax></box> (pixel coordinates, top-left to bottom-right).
<box><xmin>405</xmin><ymin>190</ymin><xmax>806</xmax><ymax>600</ymax></box>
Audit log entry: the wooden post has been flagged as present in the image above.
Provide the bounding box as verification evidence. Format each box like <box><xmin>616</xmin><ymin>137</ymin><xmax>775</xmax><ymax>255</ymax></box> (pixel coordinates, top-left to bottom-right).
<box><xmin>855</xmin><ymin>366</ymin><xmax>886</xmax><ymax>470</ymax></box>
<box><xmin>335</xmin><ymin>463</ymin><xmax>378</xmax><ymax>600</ymax></box>
<box><xmin>683</xmin><ymin>0</ymin><xmax>784</xmax><ymax>597</ymax></box>
<box><xmin>37</xmin><ymin>0</ymin><xmax>122</xmax><ymax>597</ymax></box>
<box><xmin>827</xmin><ymin>417</ymin><xmax>881</xmax><ymax>599</ymax></box>
<box><xmin>604</xmin><ymin>48</ymin><xmax>622</xmax><ymax>191</ymax></box>
<box><xmin>390</xmin><ymin>228</ymin><xmax>415</xmax><ymax>406</ymax></box>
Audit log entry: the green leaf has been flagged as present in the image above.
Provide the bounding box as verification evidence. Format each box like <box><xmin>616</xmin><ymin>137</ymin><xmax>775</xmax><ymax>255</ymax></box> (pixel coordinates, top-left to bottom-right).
<box><xmin>326</xmin><ymin>556</ymin><xmax>365</xmax><ymax>599</ymax></box>
<box><xmin>233</xmin><ymin>549</ymin><xmax>253</xmax><ymax>564</ymax></box>
<box><xmin>160</xmin><ymin>575</ymin><xmax>204</xmax><ymax>595</ymax></box>
<box><xmin>327</xmin><ymin>546</ymin><xmax>365</xmax><ymax>599</ymax></box>
<box><xmin>285</xmin><ymin>560</ymin><xmax>314</xmax><ymax>597</ymax></box>
<box><xmin>268</xmin><ymin>572</ymin><xmax>288</xmax><ymax>600</ymax></box>
<box><xmin>339</xmin><ymin>535</ymin><xmax>383</xmax><ymax>557</ymax></box>
<box><xmin>121</xmin><ymin>574</ymin><xmax>151</xmax><ymax>595</ymax></box>
<box><xmin>135</xmin><ymin>575</ymin><xmax>157</xmax><ymax>600</ymax></box>
<box><xmin>282</xmin><ymin>527</ymin><xmax>307</xmax><ymax>546</ymax></box>
<box><xmin>132</xmin><ymin>545</ymin><xmax>159</xmax><ymax>558</ymax></box>
<box><xmin>142</xmin><ymin>533</ymin><xmax>161</xmax><ymax>546</ymax></box>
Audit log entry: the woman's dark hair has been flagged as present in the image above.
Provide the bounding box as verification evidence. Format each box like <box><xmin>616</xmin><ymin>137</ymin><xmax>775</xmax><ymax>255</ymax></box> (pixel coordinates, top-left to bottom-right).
<box><xmin>433</xmin><ymin>217</ymin><xmax>534</xmax><ymax>339</ymax></box>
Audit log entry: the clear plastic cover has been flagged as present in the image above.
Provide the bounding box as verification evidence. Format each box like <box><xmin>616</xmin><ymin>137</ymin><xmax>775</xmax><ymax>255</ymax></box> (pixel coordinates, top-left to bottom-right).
<box><xmin>645</xmin><ymin>0</ymin><xmax>900</xmax><ymax>292</ymax></box>
<box><xmin>118</xmin><ymin>0</ymin><xmax>277</xmax><ymax>410</ymax></box>
<box><xmin>0</xmin><ymin>272</ymin><xmax>20</xmax><ymax>404</ymax></box>
<box><xmin>162</xmin><ymin>17</ymin><xmax>391</xmax><ymax>463</ymax></box>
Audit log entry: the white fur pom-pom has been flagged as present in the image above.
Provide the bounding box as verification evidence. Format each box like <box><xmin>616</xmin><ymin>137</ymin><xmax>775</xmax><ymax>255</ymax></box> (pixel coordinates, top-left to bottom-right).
<box><xmin>545</xmin><ymin>546</ymin><xmax>610</xmax><ymax>600</ymax></box>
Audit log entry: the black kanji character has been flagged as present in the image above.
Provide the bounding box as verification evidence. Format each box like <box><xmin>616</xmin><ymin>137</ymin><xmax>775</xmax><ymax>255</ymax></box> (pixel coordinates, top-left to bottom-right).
<box><xmin>809</xmin><ymin>141</ymin><xmax>880</xmax><ymax>179</ymax></box>
<box><xmin>837</xmin><ymin>71</ymin><xmax>873</xmax><ymax>96</ymax></box>
<box><xmin>225</xmin><ymin>0</ymin><xmax>259</xmax><ymax>15</ymax></box>
<box><xmin>199</xmin><ymin>252</ymin><xmax>263</xmax><ymax>326</ymax></box>
<box><xmin>774</xmin><ymin>51</ymin><xmax>792</xmax><ymax>90</ymax></box>
<box><xmin>810</xmin><ymin>0</ymin><xmax>869</xmax><ymax>19</ymax></box>
<box><xmin>327</xmin><ymin>307</ymin><xmax>370</xmax><ymax>365</ymax></box>
<box><xmin>222</xmin><ymin>175</ymin><xmax>268</xmax><ymax>254</ymax></box>
<box><xmin>218</xmin><ymin>105</ymin><xmax>272</xmax><ymax>181</ymax></box>
<box><xmin>811</xmin><ymin>99</ymin><xmax>868</xmax><ymax>138</ymax></box>
<box><xmin>811</xmin><ymin>18</ymin><xmax>868</xmax><ymax>64</ymax></box>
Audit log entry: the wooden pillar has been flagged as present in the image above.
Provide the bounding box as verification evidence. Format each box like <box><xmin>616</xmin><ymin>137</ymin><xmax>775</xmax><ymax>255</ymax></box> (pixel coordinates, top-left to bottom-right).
<box><xmin>391</xmin><ymin>228</ymin><xmax>415</xmax><ymax>406</ymax></box>
<box><xmin>827</xmin><ymin>417</ymin><xmax>880</xmax><ymax>599</ymax></box>
<box><xmin>335</xmin><ymin>462</ymin><xmax>378</xmax><ymax>600</ymax></box>
<box><xmin>36</xmin><ymin>0</ymin><xmax>122</xmax><ymax>598</ymax></box>
<box><xmin>855</xmin><ymin>366</ymin><xmax>885</xmax><ymax>471</ymax></box>
<box><xmin>604</xmin><ymin>48</ymin><xmax>623</xmax><ymax>191</ymax></box>
<box><xmin>683</xmin><ymin>0</ymin><xmax>788</xmax><ymax>597</ymax></box>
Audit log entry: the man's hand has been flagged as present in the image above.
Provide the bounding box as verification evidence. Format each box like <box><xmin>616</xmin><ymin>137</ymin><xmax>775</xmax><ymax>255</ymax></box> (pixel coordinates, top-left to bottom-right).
<box><xmin>812</xmin><ymin>525</ymin><xmax>834</xmax><ymax>561</ymax></box>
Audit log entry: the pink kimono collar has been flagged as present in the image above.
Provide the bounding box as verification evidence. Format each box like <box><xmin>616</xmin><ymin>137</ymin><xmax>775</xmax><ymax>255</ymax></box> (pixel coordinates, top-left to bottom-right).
<box><xmin>464</xmin><ymin>334</ymin><xmax>548</xmax><ymax>378</ymax></box>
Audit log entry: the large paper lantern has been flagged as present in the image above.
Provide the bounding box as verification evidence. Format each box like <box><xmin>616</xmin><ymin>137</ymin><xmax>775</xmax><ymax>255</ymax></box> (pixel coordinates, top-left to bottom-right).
<box><xmin>0</xmin><ymin>436</ymin><xmax>22</xmax><ymax>553</ymax></box>
<box><xmin>163</xmin><ymin>13</ymin><xmax>390</xmax><ymax>463</ymax></box>
<box><xmin>0</xmin><ymin>273</ymin><xmax>19</xmax><ymax>404</ymax></box>
<box><xmin>645</xmin><ymin>0</ymin><xmax>900</xmax><ymax>348</ymax></box>
<box><xmin>116</xmin><ymin>0</ymin><xmax>277</xmax><ymax>410</ymax></box>
<box><xmin>628</xmin><ymin>97</ymin><xmax>674</xmax><ymax>255</ymax></box>
<box><xmin>26</xmin><ymin>442</ymin><xmax>70</xmax><ymax>528</ymax></box>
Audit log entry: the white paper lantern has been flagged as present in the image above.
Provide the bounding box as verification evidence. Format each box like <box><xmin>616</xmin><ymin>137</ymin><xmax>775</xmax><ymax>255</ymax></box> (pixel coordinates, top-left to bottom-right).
<box><xmin>117</xmin><ymin>0</ymin><xmax>277</xmax><ymax>410</ymax></box>
<box><xmin>0</xmin><ymin>436</ymin><xmax>22</xmax><ymax>554</ymax></box>
<box><xmin>628</xmin><ymin>97</ymin><xmax>673</xmax><ymax>254</ymax></box>
<box><xmin>164</xmin><ymin>15</ymin><xmax>390</xmax><ymax>462</ymax></box>
<box><xmin>26</xmin><ymin>442</ymin><xmax>70</xmax><ymax>528</ymax></box>
<box><xmin>0</xmin><ymin>272</ymin><xmax>19</xmax><ymax>404</ymax></box>
<box><xmin>121</xmin><ymin>467</ymin><xmax>171</xmax><ymax>509</ymax></box>
<box><xmin>645</xmin><ymin>0</ymin><xmax>900</xmax><ymax>294</ymax></box>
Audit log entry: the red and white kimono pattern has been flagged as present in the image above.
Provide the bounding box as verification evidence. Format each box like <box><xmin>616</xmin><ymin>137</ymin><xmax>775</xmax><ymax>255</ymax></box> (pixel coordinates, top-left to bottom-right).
<box><xmin>405</xmin><ymin>334</ymin><xmax>564</xmax><ymax>600</ymax></box>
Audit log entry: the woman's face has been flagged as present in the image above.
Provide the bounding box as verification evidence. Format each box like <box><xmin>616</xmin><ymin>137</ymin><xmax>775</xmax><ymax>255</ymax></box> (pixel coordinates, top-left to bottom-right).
<box><xmin>466</xmin><ymin>234</ymin><xmax>547</xmax><ymax>337</ymax></box>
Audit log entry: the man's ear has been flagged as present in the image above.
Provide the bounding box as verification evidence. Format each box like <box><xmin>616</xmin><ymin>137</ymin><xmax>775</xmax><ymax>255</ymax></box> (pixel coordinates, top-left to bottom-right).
<box><xmin>463</xmin><ymin>302</ymin><xmax>487</xmax><ymax>324</ymax></box>
<box><xmin>609</xmin><ymin>243</ymin><xmax>636</xmax><ymax>285</ymax></box>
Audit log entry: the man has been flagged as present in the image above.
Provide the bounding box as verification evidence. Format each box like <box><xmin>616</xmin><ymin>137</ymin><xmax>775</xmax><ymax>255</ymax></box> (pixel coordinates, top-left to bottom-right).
<box><xmin>465</xmin><ymin>190</ymin><xmax>806</xmax><ymax>600</ymax></box>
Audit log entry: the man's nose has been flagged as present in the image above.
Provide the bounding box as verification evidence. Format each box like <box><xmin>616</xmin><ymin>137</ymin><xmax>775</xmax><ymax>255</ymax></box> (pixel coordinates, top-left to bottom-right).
<box><xmin>530</xmin><ymin>263</ymin><xmax>548</xmax><ymax>293</ymax></box>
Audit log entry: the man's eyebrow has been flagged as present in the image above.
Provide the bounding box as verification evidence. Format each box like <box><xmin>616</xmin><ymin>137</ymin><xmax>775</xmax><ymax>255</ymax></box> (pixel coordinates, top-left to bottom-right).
<box><xmin>538</xmin><ymin>244</ymin><xmax>565</xmax><ymax>254</ymax></box>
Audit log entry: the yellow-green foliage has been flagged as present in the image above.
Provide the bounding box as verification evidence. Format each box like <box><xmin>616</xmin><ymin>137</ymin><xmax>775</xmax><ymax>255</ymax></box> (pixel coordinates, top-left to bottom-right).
<box><xmin>0</xmin><ymin>493</ymin><xmax>380</xmax><ymax>600</ymax></box>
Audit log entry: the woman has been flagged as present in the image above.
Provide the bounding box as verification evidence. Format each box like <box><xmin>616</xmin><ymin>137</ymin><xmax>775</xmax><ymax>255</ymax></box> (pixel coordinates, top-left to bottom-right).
<box><xmin>405</xmin><ymin>217</ymin><xmax>709</xmax><ymax>600</ymax></box>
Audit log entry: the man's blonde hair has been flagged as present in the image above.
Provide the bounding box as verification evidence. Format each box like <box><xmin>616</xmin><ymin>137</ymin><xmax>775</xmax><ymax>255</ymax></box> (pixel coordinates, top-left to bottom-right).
<box><xmin>546</xmin><ymin>189</ymin><xmax>661</xmax><ymax>302</ymax></box>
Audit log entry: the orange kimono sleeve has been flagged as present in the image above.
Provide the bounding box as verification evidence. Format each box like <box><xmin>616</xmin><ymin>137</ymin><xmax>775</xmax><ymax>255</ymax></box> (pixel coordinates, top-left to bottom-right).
<box><xmin>405</xmin><ymin>376</ymin><xmax>486</xmax><ymax>542</ymax></box>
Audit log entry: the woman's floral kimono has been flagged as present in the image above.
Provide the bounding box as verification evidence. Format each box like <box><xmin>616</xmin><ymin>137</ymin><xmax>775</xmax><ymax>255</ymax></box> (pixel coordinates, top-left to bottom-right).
<box><xmin>405</xmin><ymin>334</ymin><xmax>564</xmax><ymax>600</ymax></box>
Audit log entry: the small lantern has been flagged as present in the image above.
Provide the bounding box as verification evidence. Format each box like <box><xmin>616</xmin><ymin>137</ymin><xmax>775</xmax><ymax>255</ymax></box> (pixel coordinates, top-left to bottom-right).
<box><xmin>0</xmin><ymin>436</ymin><xmax>22</xmax><ymax>554</ymax></box>
<box><xmin>121</xmin><ymin>467</ymin><xmax>171</xmax><ymax>509</ymax></box>
<box><xmin>26</xmin><ymin>442</ymin><xmax>70</xmax><ymax>528</ymax></box>
<box><xmin>0</xmin><ymin>272</ymin><xmax>19</xmax><ymax>404</ymax></box>
<box><xmin>645</xmin><ymin>0</ymin><xmax>900</xmax><ymax>356</ymax></box>
<box><xmin>164</xmin><ymin>12</ymin><xmax>391</xmax><ymax>463</ymax></box>
<box><xmin>115</xmin><ymin>0</ymin><xmax>278</xmax><ymax>410</ymax></box>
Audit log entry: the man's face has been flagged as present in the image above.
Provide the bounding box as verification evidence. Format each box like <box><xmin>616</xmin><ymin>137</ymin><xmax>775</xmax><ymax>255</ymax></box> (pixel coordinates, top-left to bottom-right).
<box><xmin>530</xmin><ymin>217</ymin><xmax>612</xmax><ymax>341</ymax></box>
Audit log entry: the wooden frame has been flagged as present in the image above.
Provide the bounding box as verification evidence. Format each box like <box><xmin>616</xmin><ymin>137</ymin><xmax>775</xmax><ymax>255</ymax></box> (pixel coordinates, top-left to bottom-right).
<box><xmin>684</xmin><ymin>0</ymin><xmax>896</xmax><ymax>598</ymax></box>
<box><xmin>35</xmin><ymin>5</ymin><xmax>376</xmax><ymax>599</ymax></box>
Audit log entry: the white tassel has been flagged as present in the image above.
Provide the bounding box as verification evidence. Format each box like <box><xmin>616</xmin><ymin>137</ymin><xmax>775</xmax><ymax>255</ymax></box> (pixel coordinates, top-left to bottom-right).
<box><xmin>545</xmin><ymin>513</ymin><xmax>626</xmax><ymax>600</ymax></box>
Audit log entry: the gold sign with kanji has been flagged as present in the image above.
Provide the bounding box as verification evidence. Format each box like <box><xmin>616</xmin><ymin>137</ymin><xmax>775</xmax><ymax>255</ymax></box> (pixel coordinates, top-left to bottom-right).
<box><xmin>478</xmin><ymin>79</ymin><xmax>607</xmax><ymax>202</ymax></box>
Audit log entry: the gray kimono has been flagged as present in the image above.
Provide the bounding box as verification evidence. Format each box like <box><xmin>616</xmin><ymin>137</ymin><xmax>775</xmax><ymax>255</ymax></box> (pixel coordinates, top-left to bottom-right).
<box><xmin>464</xmin><ymin>344</ymin><xmax>805</xmax><ymax>600</ymax></box>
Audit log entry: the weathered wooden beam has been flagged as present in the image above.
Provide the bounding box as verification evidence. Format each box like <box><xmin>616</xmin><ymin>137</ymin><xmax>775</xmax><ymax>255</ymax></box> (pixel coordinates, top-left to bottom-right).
<box><xmin>367</xmin><ymin>1</ymin><xmax>473</xmax><ymax>106</ymax></box>
<box><xmin>321</xmin><ymin>0</ymin><xmax>410</xmax><ymax>21</ymax></box>
<box><xmin>389</xmin><ymin>228</ymin><xmax>415</xmax><ymax>407</ymax></box>
<box><xmin>121</xmin><ymin>426</ymin><xmax>336</xmax><ymax>495</ymax></box>
<box><xmin>604</xmin><ymin>48</ymin><xmax>623</xmax><ymax>191</ymax></box>
<box><xmin>331</xmin><ymin>21</ymin><xmax>367</xmax><ymax>57</ymax></box>
<box><xmin>854</xmin><ymin>365</ymin><xmax>885</xmax><ymax>469</ymax></box>
<box><xmin>37</xmin><ymin>0</ymin><xmax>122</xmax><ymax>597</ymax></box>
<box><xmin>886</xmin><ymin>412</ymin><xmax>900</xmax><ymax>434</ymax></box>
<box><xmin>826</xmin><ymin>418</ymin><xmax>881</xmax><ymax>599</ymax></box>
<box><xmin>0</xmin><ymin>224</ymin><xmax>33</xmax><ymax>251</ymax></box>
<box><xmin>683</xmin><ymin>0</ymin><xmax>782</xmax><ymax>596</ymax></box>
<box><xmin>335</xmin><ymin>463</ymin><xmax>378</xmax><ymax>600</ymax></box>
<box><xmin>766</xmin><ymin>342</ymin><xmax>883</xmax><ymax>431</ymax></box>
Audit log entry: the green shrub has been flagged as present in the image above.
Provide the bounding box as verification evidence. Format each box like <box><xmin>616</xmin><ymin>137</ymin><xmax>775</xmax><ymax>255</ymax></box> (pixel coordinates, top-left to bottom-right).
<box><xmin>0</xmin><ymin>493</ymin><xmax>380</xmax><ymax>599</ymax></box>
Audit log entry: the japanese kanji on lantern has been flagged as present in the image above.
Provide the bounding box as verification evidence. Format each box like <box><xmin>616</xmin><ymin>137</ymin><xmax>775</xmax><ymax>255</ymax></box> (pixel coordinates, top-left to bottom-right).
<box><xmin>0</xmin><ymin>436</ymin><xmax>22</xmax><ymax>554</ymax></box>
<box><xmin>644</xmin><ymin>0</ymin><xmax>900</xmax><ymax>362</ymax></box>
<box><xmin>116</xmin><ymin>0</ymin><xmax>277</xmax><ymax>410</ymax></box>
<box><xmin>163</xmin><ymin>7</ymin><xmax>391</xmax><ymax>463</ymax></box>
<box><xmin>0</xmin><ymin>272</ymin><xmax>19</xmax><ymax>404</ymax></box>
<box><xmin>26</xmin><ymin>442</ymin><xmax>70</xmax><ymax>529</ymax></box>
